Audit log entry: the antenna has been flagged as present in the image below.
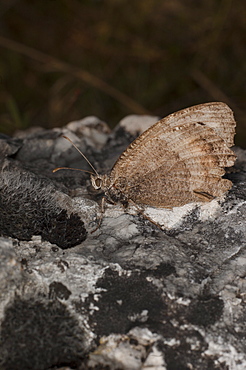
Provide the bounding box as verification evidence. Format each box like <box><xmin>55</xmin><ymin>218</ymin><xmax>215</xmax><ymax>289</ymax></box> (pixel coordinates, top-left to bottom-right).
<box><xmin>53</xmin><ymin>167</ymin><xmax>94</xmax><ymax>175</ymax></box>
<box><xmin>52</xmin><ymin>135</ymin><xmax>99</xmax><ymax>176</ymax></box>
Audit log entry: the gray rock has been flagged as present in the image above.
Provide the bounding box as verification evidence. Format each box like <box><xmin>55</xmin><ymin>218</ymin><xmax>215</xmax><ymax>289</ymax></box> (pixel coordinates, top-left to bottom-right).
<box><xmin>0</xmin><ymin>115</ymin><xmax>245</xmax><ymax>369</ymax></box>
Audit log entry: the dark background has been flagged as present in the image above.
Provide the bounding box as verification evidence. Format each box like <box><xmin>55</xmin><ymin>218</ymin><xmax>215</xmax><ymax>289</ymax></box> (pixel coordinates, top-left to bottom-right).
<box><xmin>0</xmin><ymin>0</ymin><xmax>245</xmax><ymax>147</ymax></box>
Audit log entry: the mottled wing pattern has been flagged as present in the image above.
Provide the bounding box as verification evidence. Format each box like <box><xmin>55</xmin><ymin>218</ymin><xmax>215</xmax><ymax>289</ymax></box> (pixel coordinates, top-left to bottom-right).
<box><xmin>110</xmin><ymin>102</ymin><xmax>236</xmax><ymax>207</ymax></box>
<box><xmin>163</xmin><ymin>102</ymin><xmax>236</xmax><ymax>147</ymax></box>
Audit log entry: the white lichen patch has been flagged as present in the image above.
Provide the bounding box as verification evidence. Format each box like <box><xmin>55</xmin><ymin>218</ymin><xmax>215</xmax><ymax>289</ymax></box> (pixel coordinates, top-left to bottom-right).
<box><xmin>66</xmin><ymin>116</ymin><xmax>110</xmax><ymax>149</ymax></box>
<box><xmin>142</xmin><ymin>197</ymin><xmax>223</xmax><ymax>230</ymax></box>
<box><xmin>88</xmin><ymin>328</ymin><xmax>163</xmax><ymax>370</ymax></box>
<box><xmin>204</xmin><ymin>340</ymin><xmax>246</xmax><ymax>370</ymax></box>
<box><xmin>198</xmin><ymin>197</ymin><xmax>224</xmax><ymax>221</ymax></box>
<box><xmin>144</xmin><ymin>202</ymin><xmax>197</xmax><ymax>229</ymax></box>
<box><xmin>119</xmin><ymin>114</ymin><xmax>159</xmax><ymax>136</ymax></box>
<box><xmin>143</xmin><ymin>345</ymin><xmax>166</xmax><ymax>370</ymax></box>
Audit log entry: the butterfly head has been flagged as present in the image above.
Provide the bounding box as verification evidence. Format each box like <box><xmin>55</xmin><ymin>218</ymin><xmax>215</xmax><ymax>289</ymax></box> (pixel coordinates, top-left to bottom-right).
<box><xmin>90</xmin><ymin>174</ymin><xmax>109</xmax><ymax>191</ymax></box>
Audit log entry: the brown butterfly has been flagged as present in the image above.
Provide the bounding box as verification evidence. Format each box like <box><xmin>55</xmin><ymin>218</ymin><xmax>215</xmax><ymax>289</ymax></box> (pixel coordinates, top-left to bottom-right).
<box><xmin>54</xmin><ymin>102</ymin><xmax>236</xmax><ymax>226</ymax></box>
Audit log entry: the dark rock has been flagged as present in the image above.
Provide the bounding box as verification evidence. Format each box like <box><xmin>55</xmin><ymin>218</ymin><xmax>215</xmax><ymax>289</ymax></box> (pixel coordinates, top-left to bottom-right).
<box><xmin>0</xmin><ymin>160</ymin><xmax>87</xmax><ymax>248</ymax></box>
<box><xmin>0</xmin><ymin>298</ymin><xmax>86</xmax><ymax>370</ymax></box>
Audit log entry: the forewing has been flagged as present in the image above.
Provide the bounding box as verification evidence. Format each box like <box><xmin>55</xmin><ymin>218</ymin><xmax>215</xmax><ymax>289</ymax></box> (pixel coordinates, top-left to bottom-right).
<box><xmin>110</xmin><ymin>102</ymin><xmax>236</xmax><ymax>207</ymax></box>
<box><xmin>163</xmin><ymin>102</ymin><xmax>236</xmax><ymax>146</ymax></box>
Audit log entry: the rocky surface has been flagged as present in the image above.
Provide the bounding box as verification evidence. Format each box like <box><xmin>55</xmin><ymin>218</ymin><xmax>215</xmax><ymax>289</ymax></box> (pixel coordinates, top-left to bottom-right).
<box><xmin>0</xmin><ymin>115</ymin><xmax>246</xmax><ymax>370</ymax></box>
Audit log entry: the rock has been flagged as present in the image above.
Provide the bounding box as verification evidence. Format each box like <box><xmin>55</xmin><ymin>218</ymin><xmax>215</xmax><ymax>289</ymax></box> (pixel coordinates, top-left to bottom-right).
<box><xmin>65</xmin><ymin>116</ymin><xmax>110</xmax><ymax>149</ymax></box>
<box><xmin>118</xmin><ymin>114</ymin><xmax>159</xmax><ymax>136</ymax></box>
<box><xmin>0</xmin><ymin>114</ymin><xmax>246</xmax><ymax>369</ymax></box>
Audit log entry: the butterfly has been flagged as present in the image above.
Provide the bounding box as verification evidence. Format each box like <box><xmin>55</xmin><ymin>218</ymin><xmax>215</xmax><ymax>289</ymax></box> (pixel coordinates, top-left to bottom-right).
<box><xmin>54</xmin><ymin>102</ymin><xmax>236</xmax><ymax>226</ymax></box>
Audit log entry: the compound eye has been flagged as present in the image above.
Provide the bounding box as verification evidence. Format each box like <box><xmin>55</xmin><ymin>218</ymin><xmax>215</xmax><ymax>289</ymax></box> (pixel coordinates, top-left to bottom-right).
<box><xmin>95</xmin><ymin>178</ymin><xmax>102</xmax><ymax>188</ymax></box>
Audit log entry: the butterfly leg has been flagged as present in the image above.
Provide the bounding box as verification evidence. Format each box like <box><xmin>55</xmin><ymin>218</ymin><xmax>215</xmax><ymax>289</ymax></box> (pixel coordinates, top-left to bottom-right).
<box><xmin>91</xmin><ymin>196</ymin><xmax>107</xmax><ymax>233</ymax></box>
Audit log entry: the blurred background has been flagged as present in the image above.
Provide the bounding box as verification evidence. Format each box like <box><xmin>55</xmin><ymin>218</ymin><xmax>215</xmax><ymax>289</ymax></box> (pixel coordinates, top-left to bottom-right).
<box><xmin>0</xmin><ymin>0</ymin><xmax>245</xmax><ymax>146</ymax></box>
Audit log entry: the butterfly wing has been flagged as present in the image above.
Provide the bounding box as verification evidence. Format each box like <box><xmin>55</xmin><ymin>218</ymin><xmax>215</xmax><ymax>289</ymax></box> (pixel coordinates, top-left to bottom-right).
<box><xmin>110</xmin><ymin>102</ymin><xmax>236</xmax><ymax>207</ymax></box>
